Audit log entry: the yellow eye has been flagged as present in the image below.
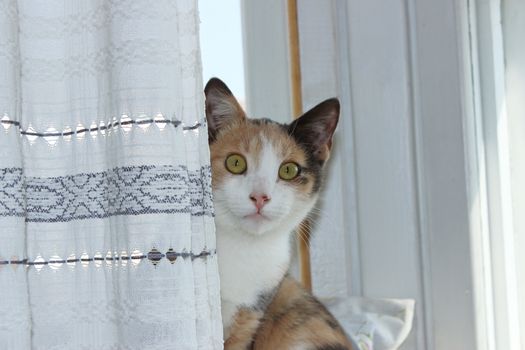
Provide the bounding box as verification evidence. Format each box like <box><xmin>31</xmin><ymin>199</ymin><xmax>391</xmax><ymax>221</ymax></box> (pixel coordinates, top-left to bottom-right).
<box><xmin>279</xmin><ymin>162</ymin><xmax>300</xmax><ymax>180</ymax></box>
<box><xmin>225</xmin><ymin>154</ymin><xmax>247</xmax><ymax>174</ymax></box>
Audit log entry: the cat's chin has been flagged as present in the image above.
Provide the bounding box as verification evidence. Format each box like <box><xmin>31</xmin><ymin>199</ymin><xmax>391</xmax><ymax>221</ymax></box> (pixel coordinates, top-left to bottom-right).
<box><xmin>240</xmin><ymin>214</ymin><xmax>274</xmax><ymax>236</ymax></box>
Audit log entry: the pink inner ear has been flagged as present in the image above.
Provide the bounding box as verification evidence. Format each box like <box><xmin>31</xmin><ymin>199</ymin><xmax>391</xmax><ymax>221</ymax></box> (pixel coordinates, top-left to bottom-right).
<box><xmin>309</xmin><ymin>121</ymin><xmax>336</xmax><ymax>150</ymax></box>
<box><xmin>316</xmin><ymin>145</ymin><xmax>331</xmax><ymax>162</ymax></box>
<box><xmin>205</xmin><ymin>93</ymin><xmax>246</xmax><ymax>140</ymax></box>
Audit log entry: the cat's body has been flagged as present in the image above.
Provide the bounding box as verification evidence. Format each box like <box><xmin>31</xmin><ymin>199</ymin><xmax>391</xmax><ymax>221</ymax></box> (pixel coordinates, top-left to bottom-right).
<box><xmin>226</xmin><ymin>277</ymin><xmax>351</xmax><ymax>350</ymax></box>
<box><xmin>205</xmin><ymin>78</ymin><xmax>352</xmax><ymax>350</ymax></box>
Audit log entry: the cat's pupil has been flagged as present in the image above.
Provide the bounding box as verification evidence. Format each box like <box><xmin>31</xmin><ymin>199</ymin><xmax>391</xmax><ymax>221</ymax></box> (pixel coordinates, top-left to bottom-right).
<box><xmin>235</xmin><ymin>160</ymin><xmax>239</xmax><ymax>167</ymax></box>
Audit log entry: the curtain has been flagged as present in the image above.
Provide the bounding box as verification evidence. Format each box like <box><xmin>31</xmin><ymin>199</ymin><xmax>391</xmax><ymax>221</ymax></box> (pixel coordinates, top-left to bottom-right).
<box><xmin>0</xmin><ymin>0</ymin><xmax>222</xmax><ymax>349</ymax></box>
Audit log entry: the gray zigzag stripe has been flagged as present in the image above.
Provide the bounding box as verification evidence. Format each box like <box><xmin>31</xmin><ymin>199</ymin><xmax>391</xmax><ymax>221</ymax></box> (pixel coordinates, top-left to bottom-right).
<box><xmin>0</xmin><ymin>165</ymin><xmax>214</xmax><ymax>222</ymax></box>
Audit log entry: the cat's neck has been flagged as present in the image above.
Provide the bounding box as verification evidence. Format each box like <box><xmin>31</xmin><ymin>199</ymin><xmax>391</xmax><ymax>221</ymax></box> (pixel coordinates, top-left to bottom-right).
<box><xmin>216</xmin><ymin>223</ymin><xmax>293</xmax><ymax>334</ymax></box>
<box><xmin>216</xmin><ymin>223</ymin><xmax>293</xmax><ymax>291</ymax></box>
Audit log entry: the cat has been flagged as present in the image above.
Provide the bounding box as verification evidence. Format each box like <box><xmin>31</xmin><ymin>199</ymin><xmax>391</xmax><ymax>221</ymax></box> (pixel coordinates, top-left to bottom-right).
<box><xmin>205</xmin><ymin>78</ymin><xmax>353</xmax><ymax>350</ymax></box>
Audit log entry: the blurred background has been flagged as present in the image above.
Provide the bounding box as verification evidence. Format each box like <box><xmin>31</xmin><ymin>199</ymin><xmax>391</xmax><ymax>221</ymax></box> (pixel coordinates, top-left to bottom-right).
<box><xmin>199</xmin><ymin>1</ymin><xmax>524</xmax><ymax>349</ymax></box>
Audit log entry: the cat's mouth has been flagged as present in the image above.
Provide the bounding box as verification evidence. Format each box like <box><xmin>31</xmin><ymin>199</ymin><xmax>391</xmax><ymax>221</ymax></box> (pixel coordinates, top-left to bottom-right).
<box><xmin>240</xmin><ymin>212</ymin><xmax>273</xmax><ymax>235</ymax></box>
<box><xmin>243</xmin><ymin>212</ymin><xmax>270</xmax><ymax>222</ymax></box>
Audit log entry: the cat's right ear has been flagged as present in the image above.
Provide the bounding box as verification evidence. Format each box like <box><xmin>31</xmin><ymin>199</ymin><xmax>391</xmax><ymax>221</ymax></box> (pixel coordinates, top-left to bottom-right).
<box><xmin>204</xmin><ymin>78</ymin><xmax>245</xmax><ymax>142</ymax></box>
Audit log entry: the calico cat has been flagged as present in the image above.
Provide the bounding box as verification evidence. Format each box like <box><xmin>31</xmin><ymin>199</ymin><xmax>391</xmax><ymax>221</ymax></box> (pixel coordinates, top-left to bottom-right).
<box><xmin>205</xmin><ymin>78</ymin><xmax>353</xmax><ymax>350</ymax></box>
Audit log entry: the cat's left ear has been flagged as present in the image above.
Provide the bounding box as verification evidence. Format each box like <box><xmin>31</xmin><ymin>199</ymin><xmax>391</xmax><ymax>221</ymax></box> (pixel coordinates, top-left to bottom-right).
<box><xmin>288</xmin><ymin>98</ymin><xmax>340</xmax><ymax>163</ymax></box>
<box><xmin>204</xmin><ymin>78</ymin><xmax>246</xmax><ymax>142</ymax></box>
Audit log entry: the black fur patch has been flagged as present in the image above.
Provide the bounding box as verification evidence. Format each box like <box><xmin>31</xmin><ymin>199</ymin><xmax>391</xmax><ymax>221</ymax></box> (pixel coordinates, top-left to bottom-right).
<box><xmin>326</xmin><ymin>317</ymin><xmax>341</xmax><ymax>331</ymax></box>
<box><xmin>247</xmin><ymin>118</ymin><xmax>325</xmax><ymax>194</ymax></box>
<box><xmin>316</xmin><ymin>345</ymin><xmax>350</xmax><ymax>350</ymax></box>
<box><xmin>249</xmin><ymin>118</ymin><xmax>275</xmax><ymax>126</ymax></box>
<box><xmin>253</xmin><ymin>285</ymin><xmax>279</xmax><ymax>312</ymax></box>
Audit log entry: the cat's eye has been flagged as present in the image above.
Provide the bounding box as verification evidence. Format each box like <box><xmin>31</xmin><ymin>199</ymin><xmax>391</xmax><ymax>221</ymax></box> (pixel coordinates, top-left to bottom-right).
<box><xmin>279</xmin><ymin>162</ymin><xmax>300</xmax><ymax>180</ymax></box>
<box><xmin>225</xmin><ymin>154</ymin><xmax>247</xmax><ymax>174</ymax></box>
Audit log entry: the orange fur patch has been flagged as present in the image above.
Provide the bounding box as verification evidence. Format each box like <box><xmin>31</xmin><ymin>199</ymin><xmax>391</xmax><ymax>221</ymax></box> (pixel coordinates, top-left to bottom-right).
<box><xmin>252</xmin><ymin>278</ymin><xmax>353</xmax><ymax>349</ymax></box>
<box><xmin>224</xmin><ymin>308</ymin><xmax>264</xmax><ymax>350</ymax></box>
<box><xmin>224</xmin><ymin>277</ymin><xmax>353</xmax><ymax>350</ymax></box>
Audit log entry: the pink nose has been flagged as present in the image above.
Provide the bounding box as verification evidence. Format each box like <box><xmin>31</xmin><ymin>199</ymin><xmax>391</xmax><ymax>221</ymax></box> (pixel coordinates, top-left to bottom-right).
<box><xmin>249</xmin><ymin>193</ymin><xmax>271</xmax><ymax>211</ymax></box>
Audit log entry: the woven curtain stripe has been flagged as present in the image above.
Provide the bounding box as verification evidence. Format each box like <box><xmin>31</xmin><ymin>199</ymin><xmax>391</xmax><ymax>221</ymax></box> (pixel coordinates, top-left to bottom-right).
<box><xmin>0</xmin><ymin>1</ymin><xmax>222</xmax><ymax>349</ymax></box>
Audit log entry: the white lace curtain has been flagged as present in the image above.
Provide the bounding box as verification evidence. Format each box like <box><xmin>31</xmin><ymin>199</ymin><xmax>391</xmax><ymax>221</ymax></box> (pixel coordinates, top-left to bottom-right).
<box><xmin>0</xmin><ymin>1</ymin><xmax>222</xmax><ymax>349</ymax></box>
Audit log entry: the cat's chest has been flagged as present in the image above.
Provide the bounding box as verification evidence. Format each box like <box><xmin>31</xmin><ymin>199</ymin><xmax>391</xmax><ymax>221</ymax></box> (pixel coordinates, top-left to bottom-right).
<box><xmin>216</xmin><ymin>229</ymin><xmax>291</xmax><ymax>332</ymax></box>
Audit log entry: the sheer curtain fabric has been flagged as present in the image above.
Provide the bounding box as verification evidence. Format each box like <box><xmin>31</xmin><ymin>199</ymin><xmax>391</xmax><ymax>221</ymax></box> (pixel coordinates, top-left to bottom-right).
<box><xmin>0</xmin><ymin>0</ymin><xmax>222</xmax><ymax>349</ymax></box>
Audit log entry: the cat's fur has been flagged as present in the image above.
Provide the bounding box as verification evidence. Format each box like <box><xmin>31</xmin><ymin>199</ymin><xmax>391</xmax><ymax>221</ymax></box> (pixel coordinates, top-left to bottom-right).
<box><xmin>205</xmin><ymin>78</ymin><xmax>352</xmax><ymax>350</ymax></box>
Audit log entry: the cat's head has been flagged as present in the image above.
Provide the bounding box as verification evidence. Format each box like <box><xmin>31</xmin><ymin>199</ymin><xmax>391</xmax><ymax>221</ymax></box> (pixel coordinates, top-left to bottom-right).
<box><xmin>205</xmin><ymin>78</ymin><xmax>339</xmax><ymax>236</ymax></box>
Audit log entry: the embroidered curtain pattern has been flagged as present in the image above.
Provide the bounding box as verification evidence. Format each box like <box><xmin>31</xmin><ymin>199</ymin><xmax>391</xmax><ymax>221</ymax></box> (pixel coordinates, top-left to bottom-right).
<box><xmin>0</xmin><ymin>0</ymin><xmax>222</xmax><ymax>349</ymax></box>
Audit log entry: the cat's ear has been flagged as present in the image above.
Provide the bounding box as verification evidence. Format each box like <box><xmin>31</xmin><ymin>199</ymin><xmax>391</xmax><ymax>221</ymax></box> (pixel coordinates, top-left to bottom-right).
<box><xmin>204</xmin><ymin>78</ymin><xmax>245</xmax><ymax>142</ymax></box>
<box><xmin>288</xmin><ymin>98</ymin><xmax>340</xmax><ymax>163</ymax></box>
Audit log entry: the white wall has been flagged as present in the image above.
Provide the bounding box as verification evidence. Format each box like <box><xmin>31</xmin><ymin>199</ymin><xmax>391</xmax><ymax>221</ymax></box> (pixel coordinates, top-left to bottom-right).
<box><xmin>502</xmin><ymin>2</ymin><xmax>525</xmax><ymax>345</ymax></box>
<box><xmin>241</xmin><ymin>0</ymin><xmax>291</xmax><ymax>121</ymax></box>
